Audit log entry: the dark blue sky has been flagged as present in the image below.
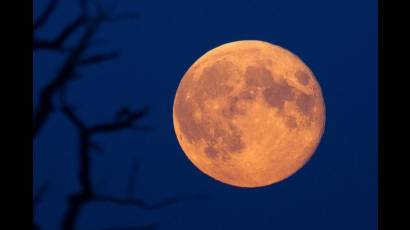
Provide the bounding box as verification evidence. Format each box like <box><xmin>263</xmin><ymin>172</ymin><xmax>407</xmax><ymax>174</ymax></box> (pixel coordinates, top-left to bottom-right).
<box><xmin>34</xmin><ymin>0</ymin><xmax>378</xmax><ymax>229</ymax></box>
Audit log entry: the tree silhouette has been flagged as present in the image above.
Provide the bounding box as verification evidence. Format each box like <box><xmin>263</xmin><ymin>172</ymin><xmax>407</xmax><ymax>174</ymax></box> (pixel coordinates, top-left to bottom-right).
<box><xmin>33</xmin><ymin>1</ymin><xmax>206</xmax><ymax>229</ymax></box>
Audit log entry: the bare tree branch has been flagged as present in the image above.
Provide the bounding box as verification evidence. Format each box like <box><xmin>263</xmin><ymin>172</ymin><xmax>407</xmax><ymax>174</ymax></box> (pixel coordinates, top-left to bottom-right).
<box><xmin>88</xmin><ymin>106</ymin><xmax>150</xmax><ymax>134</ymax></box>
<box><xmin>33</xmin><ymin>15</ymin><xmax>103</xmax><ymax>137</ymax></box>
<box><xmin>60</xmin><ymin>97</ymin><xmax>205</xmax><ymax>229</ymax></box>
<box><xmin>35</xmin><ymin>2</ymin><xmax>206</xmax><ymax>230</ymax></box>
<box><xmin>33</xmin><ymin>39</ymin><xmax>63</xmax><ymax>50</ymax></box>
<box><xmin>34</xmin><ymin>0</ymin><xmax>59</xmax><ymax>30</ymax></box>
<box><xmin>78</xmin><ymin>52</ymin><xmax>120</xmax><ymax>66</ymax></box>
<box><xmin>53</xmin><ymin>16</ymin><xmax>87</xmax><ymax>47</ymax></box>
<box><xmin>59</xmin><ymin>94</ymin><xmax>150</xmax><ymax>230</ymax></box>
<box><xmin>33</xmin><ymin>2</ymin><xmax>137</xmax><ymax>137</ymax></box>
<box><xmin>62</xmin><ymin>104</ymin><xmax>87</xmax><ymax>131</ymax></box>
<box><xmin>34</xmin><ymin>16</ymin><xmax>89</xmax><ymax>51</ymax></box>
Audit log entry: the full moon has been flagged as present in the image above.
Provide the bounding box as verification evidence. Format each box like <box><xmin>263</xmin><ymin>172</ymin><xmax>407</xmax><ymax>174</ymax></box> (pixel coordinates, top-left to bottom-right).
<box><xmin>173</xmin><ymin>40</ymin><xmax>325</xmax><ymax>188</ymax></box>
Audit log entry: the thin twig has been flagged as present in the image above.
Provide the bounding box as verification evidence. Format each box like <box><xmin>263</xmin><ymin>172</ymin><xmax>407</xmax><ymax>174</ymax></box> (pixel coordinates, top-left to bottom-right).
<box><xmin>77</xmin><ymin>52</ymin><xmax>120</xmax><ymax>66</ymax></box>
<box><xmin>88</xmin><ymin>106</ymin><xmax>150</xmax><ymax>134</ymax></box>
<box><xmin>34</xmin><ymin>0</ymin><xmax>59</xmax><ymax>30</ymax></box>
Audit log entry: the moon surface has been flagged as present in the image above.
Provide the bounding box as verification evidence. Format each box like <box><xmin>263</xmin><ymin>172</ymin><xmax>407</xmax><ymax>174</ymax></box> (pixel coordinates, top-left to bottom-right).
<box><xmin>173</xmin><ymin>40</ymin><xmax>325</xmax><ymax>188</ymax></box>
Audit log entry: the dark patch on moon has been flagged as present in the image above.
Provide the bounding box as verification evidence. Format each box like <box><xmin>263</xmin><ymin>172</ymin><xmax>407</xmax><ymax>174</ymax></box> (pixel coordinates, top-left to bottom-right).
<box><xmin>198</xmin><ymin>60</ymin><xmax>236</xmax><ymax>98</ymax></box>
<box><xmin>223</xmin><ymin>123</ymin><xmax>245</xmax><ymax>153</ymax></box>
<box><xmin>244</xmin><ymin>65</ymin><xmax>298</xmax><ymax>112</ymax></box>
<box><xmin>175</xmin><ymin>99</ymin><xmax>246</xmax><ymax>160</ymax></box>
<box><xmin>175</xmin><ymin>63</ymin><xmax>246</xmax><ymax>160</ymax></box>
<box><xmin>245</xmin><ymin>65</ymin><xmax>274</xmax><ymax>88</ymax></box>
<box><xmin>204</xmin><ymin>145</ymin><xmax>219</xmax><ymax>159</ymax></box>
<box><xmin>207</xmin><ymin>122</ymin><xmax>245</xmax><ymax>159</ymax></box>
<box><xmin>221</xmin><ymin>96</ymin><xmax>247</xmax><ymax>118</ymax></box>
<box><xmin>296</xmin><ymin>93</ymin><xmax>316</xmax><ymax>117</ymax></box>
<box><xmin>262</xmin><ymin>81</ymin><xmax>295</xmax><ymax>110</ymax></box>
<box><xmin>174</xmin><ymin>98</ymin><xmax>204</xmax><ymax>142</ymax></box>
<box><xmin>295</xmin><ymin>70</ymin><xmax>310</xmax><ymax>86</ymax></box>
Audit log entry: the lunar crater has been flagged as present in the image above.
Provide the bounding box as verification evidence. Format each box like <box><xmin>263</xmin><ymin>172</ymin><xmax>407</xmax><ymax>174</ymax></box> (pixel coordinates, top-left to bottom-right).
<box><xmin>295</xmin><ymin>70</ymin><xmax>310</xmax><ymax>86</ymax></box>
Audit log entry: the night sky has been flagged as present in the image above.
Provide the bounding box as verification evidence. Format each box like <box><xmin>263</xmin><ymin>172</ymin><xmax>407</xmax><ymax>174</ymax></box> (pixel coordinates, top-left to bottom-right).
<box><xmin>33</xmin><ymin>0</ymin><xmax>378</xmax><ymax>230</ymax></box>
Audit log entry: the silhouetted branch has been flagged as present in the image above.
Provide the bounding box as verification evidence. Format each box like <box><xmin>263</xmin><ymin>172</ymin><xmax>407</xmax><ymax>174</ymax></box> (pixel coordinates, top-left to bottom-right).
<box><xmin>34</xmin><ymin>16</ymin><xmax>89</xmax><ymax>51</ymax></box>
<box><xmin>33</xmin><ymin>39</ymin><xmax>64</xmax><ymax>50</ymax></box>
<box><xmin>33</xmin><ymin>1</ymin><xmax>136</xmax><ymax>137</ymax></box>
<box><xmin>78</xmin><ymin>52</ymin><xmax>120</xmax><ymax>66</ymax></box>
<box><xmin>62</xmin><ymin>105</ymin><xmax>86</xmax><ymax>131</ymax></box>
<box><xmin>60</xmin><ymin>94</ymin><xmax>149</xmax><ymax>230</ymax></box>
<box><xmin>33</xmin><ymin>20</ymin><xmax>101</xmax><ymax>137</ymax></box>
<box><xmin>34</xmin><ymin>0</ymin><xmax>59</xmax><ymax>30</ymax></box>
<box><xmin>88</xmin><ymin>106</ymin><xmax>150</xmax><ymax>134</ymax></box>
<box><xmin>60</xmin><ymin>97</ymin><xmax>205</xmax><ymax>228</ymax></box>
<box><xmin>53</xmin><ymin>16</ymin><xmax>87</xmax><ymax>47</ymax></box>
<box><xmin>35</xmin><ymin>1</ymin><xmax>205</xmax><ymax>230</ymax></box>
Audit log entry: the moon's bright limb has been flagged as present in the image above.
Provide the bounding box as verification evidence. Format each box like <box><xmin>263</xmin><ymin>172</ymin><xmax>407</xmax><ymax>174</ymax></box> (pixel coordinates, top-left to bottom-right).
<box><xmin>173</xmin><ymin>40</ymin><xmax>325</xmax><ymax>188</ymax></box>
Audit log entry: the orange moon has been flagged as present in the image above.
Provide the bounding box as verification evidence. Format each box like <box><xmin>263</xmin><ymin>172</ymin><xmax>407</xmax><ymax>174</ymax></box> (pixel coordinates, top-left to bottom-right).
<box><xmin>173</xmin><ymin>40</ymin><xmax>325</xmax><ymax>188</ymax></box>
